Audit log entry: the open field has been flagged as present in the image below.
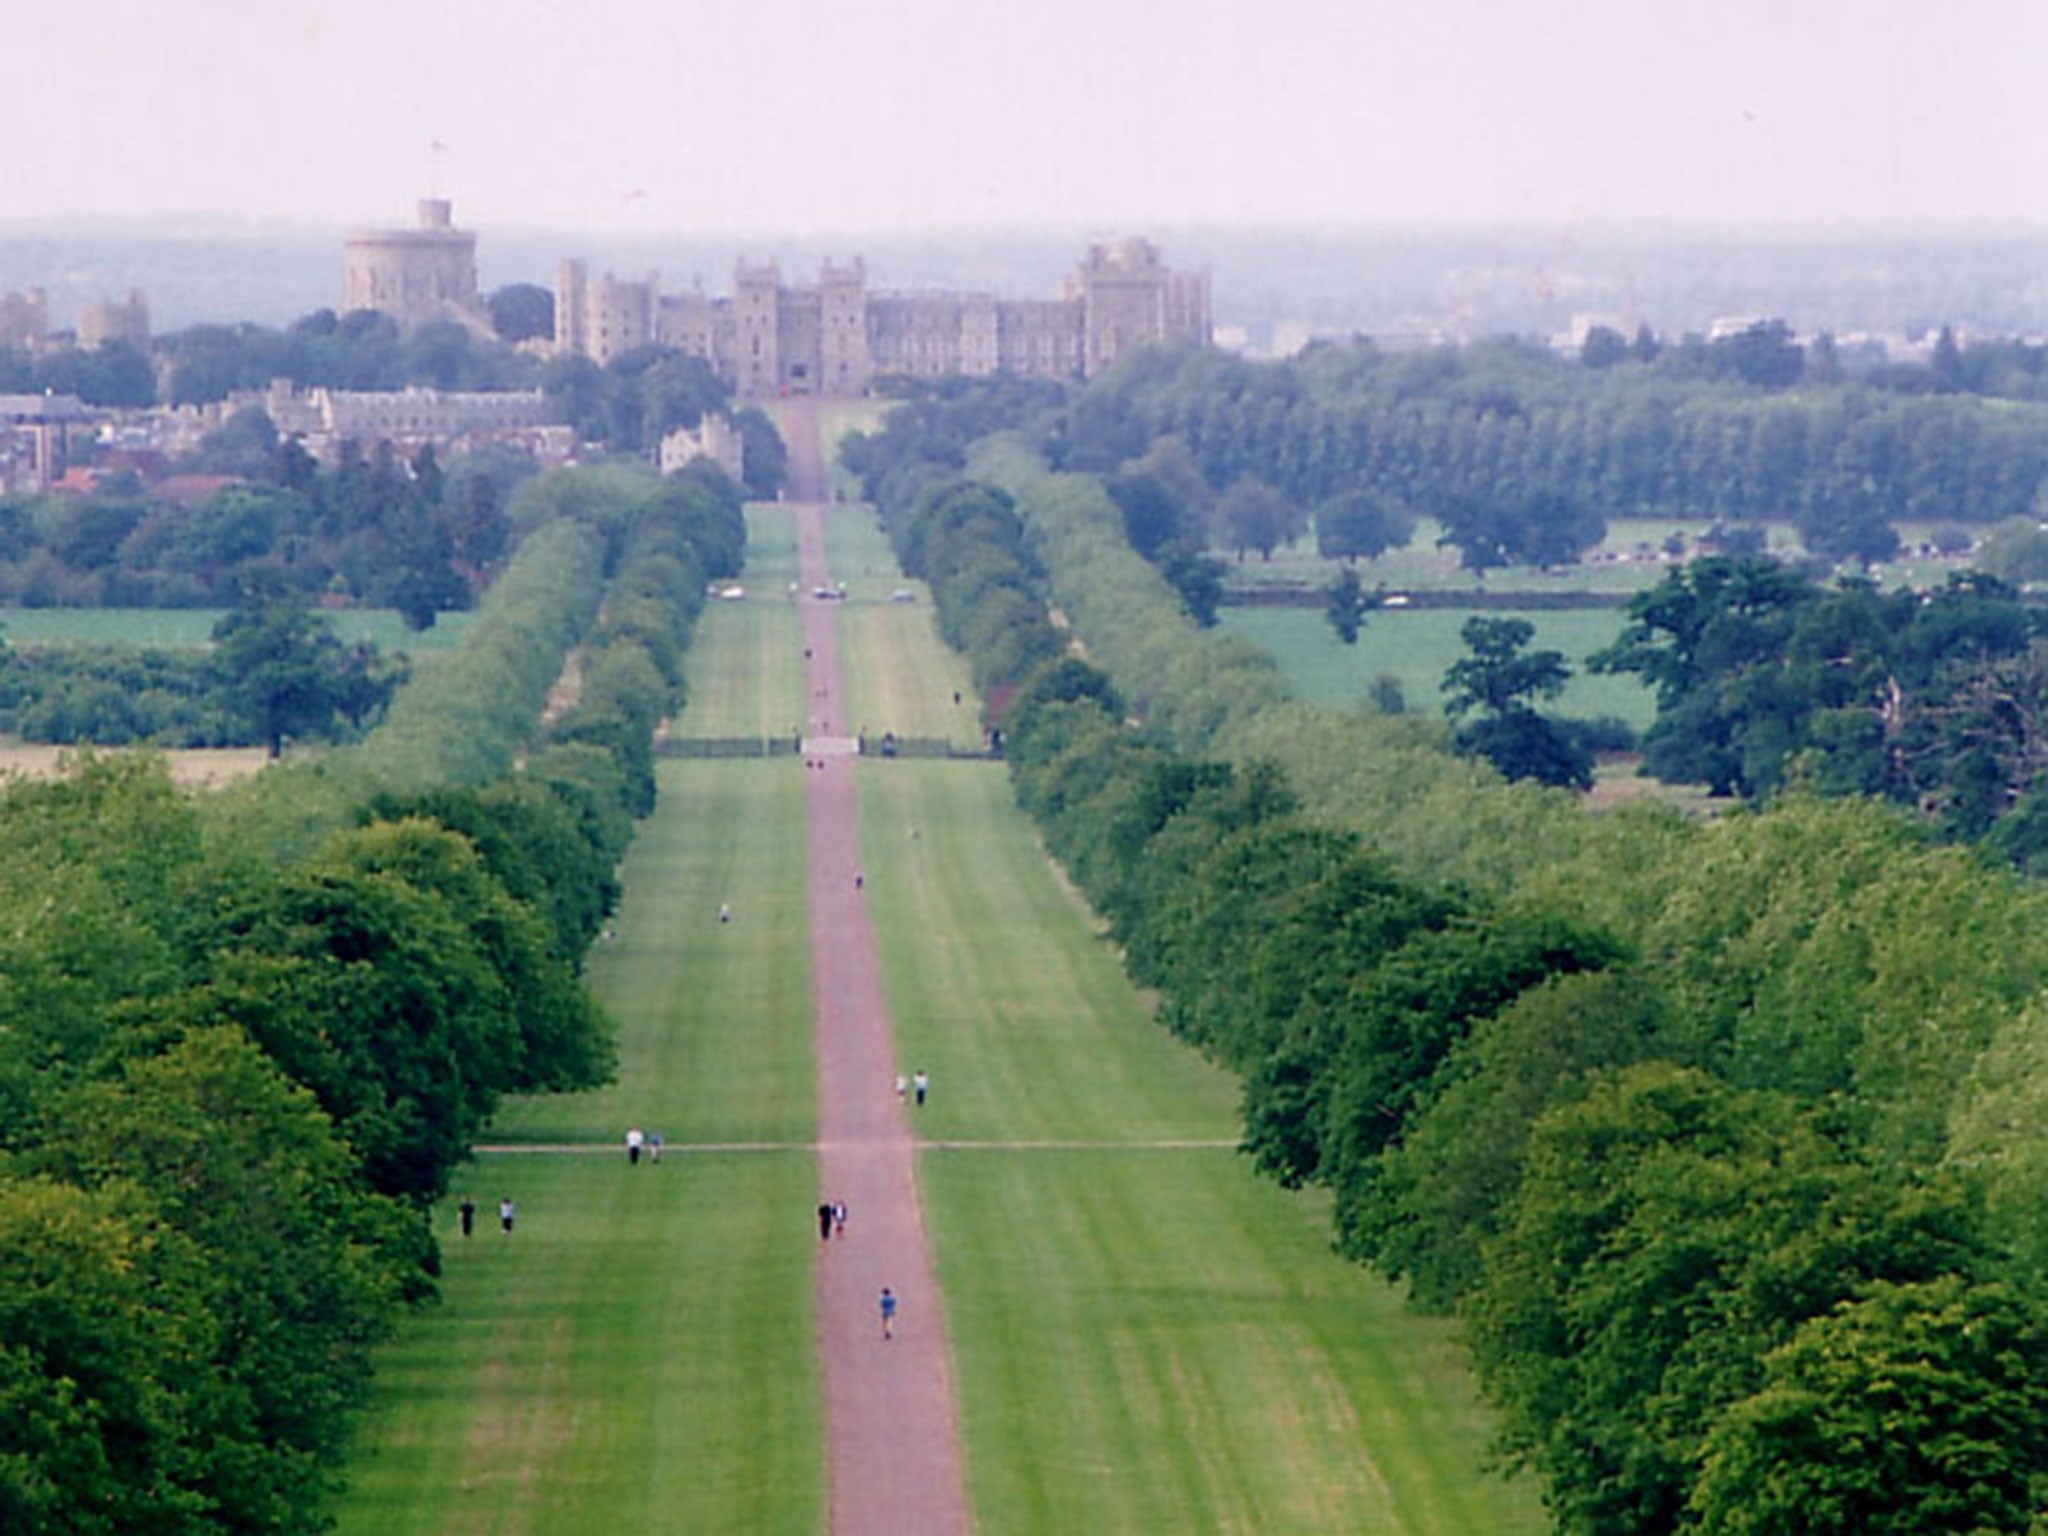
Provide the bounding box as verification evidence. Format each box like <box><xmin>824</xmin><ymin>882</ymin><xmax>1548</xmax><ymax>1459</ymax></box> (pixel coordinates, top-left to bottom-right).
<box><xmin>0</xmin><ymin>606</ymin><xmax>474</xmax><ymax>652</ymax></box>
<box><xmin>1225</xmin><ymin>603</ymin><xmax>1658</xmax><ymax>731</ymax></box>
<box><xmin>0</xmin><ymin>740</ymin><xmax>272</xmax><ymax>787</ymax></box>
<box><xmin>1218</xmin><ymin>515</ymin><xmax>1980</xmax><ymax>598</ymax></box>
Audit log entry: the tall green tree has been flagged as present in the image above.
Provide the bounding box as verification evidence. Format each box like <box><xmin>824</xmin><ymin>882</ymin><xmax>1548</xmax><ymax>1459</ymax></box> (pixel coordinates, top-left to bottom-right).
<box><xmin>209</xmin><ymin>592</ymin><xmax>400</xmax><ymax>756</ymax></box>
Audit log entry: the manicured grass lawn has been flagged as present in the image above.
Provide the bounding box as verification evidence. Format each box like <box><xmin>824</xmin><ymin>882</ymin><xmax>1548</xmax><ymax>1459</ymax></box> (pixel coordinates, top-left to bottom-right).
<box><xmin>1226</xmin><ymin>603</ymin><xmax>1657</xmax><ymax>731</ymax></box>
<box><xmin>496</xmin><ymin>759</ymin><xmax>814</xmax><ymax>1148</ymax></box>
<box><xmin>677</xmin><ymin>507</ymin><xmax>805</xmax><ymax>743</ymax></box>
<box><xmin>333</xmin><ymin>750</ymin><xmax>821</xmax><ymax>1531</ymax></box>
<box><xmin>0</xmin><ymin>606</ymin><xmax>473</xmax><ymax>651</ymax></box>
<box><xmin>334</xmin><ymin>1152</ymin><xmax>819</xmax><ymax>1536</ymax></box>
<box><xmin>828</xmin><ymin>512</ymin><xmax>977</xmax><ymax>748</ymax></box>
<box><xmin>820</xmin><ymin>506</ymin><xmax>906</xmax><ymax>601</ymax></box>
<box><xmin>856</xmin><ymin>762</ymin><xmax>1547</xmax><ymax>1534</ymax></box>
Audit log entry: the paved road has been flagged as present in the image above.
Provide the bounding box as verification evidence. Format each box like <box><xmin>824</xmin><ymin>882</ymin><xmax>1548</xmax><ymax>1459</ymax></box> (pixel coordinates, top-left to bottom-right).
<box><xmin>789</xmin><ymin>396</ymin><xmax>973</xmax><ymax>1536</ymax></box>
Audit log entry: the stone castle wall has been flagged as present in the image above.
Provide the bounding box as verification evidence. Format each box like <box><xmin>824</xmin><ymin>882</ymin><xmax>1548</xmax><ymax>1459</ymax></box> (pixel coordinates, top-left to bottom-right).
<box><xmin>554</xmin><ymin>240</ymin><xmax>1209</xmax><ymax>396</ymax></box>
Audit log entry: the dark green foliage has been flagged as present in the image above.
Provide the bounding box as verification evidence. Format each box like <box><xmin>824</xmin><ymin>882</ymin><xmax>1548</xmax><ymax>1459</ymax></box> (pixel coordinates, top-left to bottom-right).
<box><xmin>857</xmin><ymin>381</ymin><xmax>2048</xmax><ymax>1536</ymax></box>
<box><xmin>1597</xmin><ymin>560</ymin><xmax>2048</xmax><ymax>843</ymax></box>
<box><xmin>1690</xmin><ymin>1275</ymin><xmax>2048</xmax><ymax>1536</ymax></box>
<box><xmin>544</xmin><ymin>345</ymin><xmax>731</xmax><ymax>454</ymax></box>
<box><xmin>161</xmin><ymin>308</ymin><xmax>535</xmax><ymax>405</ymax></box>
<box><xmin>486</xmin><ymin>283</ymin><xmax>555</xmax><ymax>344</ymax></box>
<box><xmin>1325</xmin><ymin>566</ymin><xmax>1371</xmax><ymax>645</ymax></box>
<box><xmin>209</xmin><ymin>591</ymin><xmax>401</xmax><ymax>756</ymax></box>
<box><xmin>1471</xmin><ymin>1065</ymin><xmax>1990</xmax><ymax>1536</ymax></box>
<box><xmin>1315</xmin><ymin>486</ymin><xmax>1415</xmax><ymax>564</ymax></box>
<box><xmin>0</xmin><ymin>447</ymin><xmax>734</xmax><ymax>1530</ymax></box>
<box><xmin>733</xmin><ymin>405</ymin><xmax>787</xmax><ymax>499</ymax></box>
<box><xmin>1046</xmin><ymin>338</ymin><xmax>2048</xmax><ymax>574</ymax></box>
<box><xmin>879</xmin><ymin>478</ymin><xmax>1064</xmax><ymax>699</ymax></box>
<box><xmin>1442</xmin><ymin>616</ymin><xmax>1593</xmax><ymax>789</ymax></box>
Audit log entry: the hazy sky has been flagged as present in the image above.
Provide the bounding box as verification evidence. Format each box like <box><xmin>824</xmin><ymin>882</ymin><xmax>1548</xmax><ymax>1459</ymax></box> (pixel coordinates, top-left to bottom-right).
<box><xmin>8</xmin><ymin>0</ymin><xmax>2047</xmax><ymax>237</ymax></box>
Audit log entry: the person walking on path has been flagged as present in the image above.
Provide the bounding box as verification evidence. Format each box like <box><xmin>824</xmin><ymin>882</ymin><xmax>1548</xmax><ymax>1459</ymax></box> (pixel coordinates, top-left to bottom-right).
<box><xmin>458</xmin><ymin>1195</ymin><xmax>475</xmax><ymax>1237</ymax></box>
<box><xmin>498</xmin><ymin>1196</ymin><xmax>515</xmax><ymax>1235</ymax></box>
<box><xmin>895</xmin><ymin>1073</ymin><xmax>908</xmax><ymax>1102</ymax></box>
<box><xmin>879</xmin><ymin>1287</ymin><xmax>897</xmax><ymax>1340</ymax></box>
<box><xmin>914</xmin><ymin>1070</ymin><xmax>928</xmax><ymax>1107</ymax></box>
<box><xmin>626</xmin><ymin>1127</ymin><xmax>644</xmax><ymax>1165</ymax></box>
<box><xmin>648</xmin><ymin>1131</ymin><xmax>663</xmax><ymax>1164</ymax></box>
<box><xmin>818</xmin><ymin>1201</ymin><xmax>835</xmax><ymax>1241</ymax></box>
<box><xmin>833</xmin><ymin>1200</ymin><xmax>848</xmax><ymax>1237</ymax></box>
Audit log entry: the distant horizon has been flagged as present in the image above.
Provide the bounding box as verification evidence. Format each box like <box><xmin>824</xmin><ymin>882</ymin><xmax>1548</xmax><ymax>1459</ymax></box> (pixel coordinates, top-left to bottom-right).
<box><xmin>7</xmin><ymin>210</ymin><xmax>2048</xmax><ymax>247</ymax></box>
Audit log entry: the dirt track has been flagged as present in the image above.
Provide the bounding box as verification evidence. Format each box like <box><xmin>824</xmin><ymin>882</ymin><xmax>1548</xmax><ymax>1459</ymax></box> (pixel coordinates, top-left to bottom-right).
<box><xmin>790</xmin><ymin>396</ymin><xmax>973</xmax><ymax>1536</ymax></box>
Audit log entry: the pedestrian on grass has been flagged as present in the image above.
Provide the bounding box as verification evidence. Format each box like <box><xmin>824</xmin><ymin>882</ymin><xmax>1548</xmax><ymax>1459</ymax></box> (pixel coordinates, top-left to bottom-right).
<box><xmin>895</xmin><ymin>1073</ymin><xmax>908</xmax><ymax>1102</ymax></box>
<box><xmin>879</xmin><ymin>1287</ymin><xmax>897</xmax><ymax>1340</ymax></box>
<box><xmin>458</xmin><ymin>1195</ymin><xmax>475</xmax><ymax>1237</ymax></box>
<box><xmin>648</xmin><ymin>1131</ymin><xmax>663</xmax><ymax>1164</ymax></box>
<box><xmin>719</xmin><ymin>902</ymin><xmax>731</xmax><ymax>923</ymax></box>
<box><xmin>499</xmin><ymin>1196</ymin><xmax>515</xmax><ymax>1234</ymax></box>
<box><xmin>626</xmin><ymin>1127</ymin><xmax>644</xmax><ymax>1165</ymax></box>
<box><xmin>914</xmin><ymin>1069</ymin><xmax>928</xmax><ymax>1106</ymax></box>
<box><xmin>818</xmin><ymin>1201</ymin><xmax>835</xmax><ymax>1241</ymax></box>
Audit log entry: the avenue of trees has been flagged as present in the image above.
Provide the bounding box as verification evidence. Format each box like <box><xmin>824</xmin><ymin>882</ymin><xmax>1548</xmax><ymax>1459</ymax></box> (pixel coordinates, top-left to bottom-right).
<box><xmin>0</xmin><ymin>457</ymin><xmax>744</xmax><ymax>1532</ymax></box>
<box><xmin>850</xmin><ymin>376</ymin><xmax>2048</xmax><ymax>1534</ymax></box>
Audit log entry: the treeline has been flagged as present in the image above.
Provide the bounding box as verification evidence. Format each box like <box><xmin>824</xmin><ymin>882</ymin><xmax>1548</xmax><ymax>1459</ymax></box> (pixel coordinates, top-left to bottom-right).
<box><xmin>0</xmin><ymin>593</ymin><xmax>405</xmax><ymax>750</ymax></box>
<box><xmin>0</xmin><ymin>458</ymin><xmax>743</xmax><ymax>1532</ymax></box>
<box><xmin>855</xmin><ymin>382</ymin><xmax>2048</xmax><ymax>1534</ymax></box>
<box><xmin>3</xmin><ymin>424</ymin><xmax>531</xmax><ymax>613</ymax></box>
<box><xmin>1598</xmin><ymin>557</ymin><xmax>2048</xmax><ymax>863</ymax></box>
<box><xmin>1053</xmin><ymin>339</ymin><xmax>2048</xmax><ymax>569</ymax></box>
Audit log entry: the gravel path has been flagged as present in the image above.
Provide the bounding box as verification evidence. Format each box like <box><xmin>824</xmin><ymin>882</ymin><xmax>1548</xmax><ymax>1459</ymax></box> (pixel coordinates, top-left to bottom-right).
<box><xmin>790</xmin><ymin>397</ymin><xmax>974</xmax><ymax>1536</ymax></box>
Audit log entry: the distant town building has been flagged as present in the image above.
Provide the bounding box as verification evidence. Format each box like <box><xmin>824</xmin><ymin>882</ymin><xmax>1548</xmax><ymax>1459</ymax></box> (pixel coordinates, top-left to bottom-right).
<box><xmin>343</xmin><ymin>199</ymin><xmax>486</xmax><ymax>331</ymax></box>
<box><xmin>658</xmin><ymin>413</ymin><xmax>744</xmax><ymax>481</ymax></box>
<box><xmin>243</xmin><ymin>381</ymin><xmax>556</xmax><ymax>461</ymax></box>
<box><xmin>555</xmin><ymin>236</ymin><xmax>1211</xmax><ymax>395</ymax></box>
<box><xmin>0</xmin><ymin>392</ymin><xmax>91</xmax><ymax>491</ymax></box>
<box><xmin>77</xmin><ymin>290</ymin><xmax>150</xmax><ymax>350</ymax></box>
<box><xmin>0</xmin><ymin>288</ymin><xmax>48</xmax><ymax>351</ymax></box>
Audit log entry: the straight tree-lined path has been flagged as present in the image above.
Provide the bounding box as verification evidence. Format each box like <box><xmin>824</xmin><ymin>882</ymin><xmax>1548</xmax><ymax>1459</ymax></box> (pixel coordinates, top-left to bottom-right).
<box><xmin>792</xmin><ymin>396</ymin><xmax>973</xmax><ymax>1536</ymax></box>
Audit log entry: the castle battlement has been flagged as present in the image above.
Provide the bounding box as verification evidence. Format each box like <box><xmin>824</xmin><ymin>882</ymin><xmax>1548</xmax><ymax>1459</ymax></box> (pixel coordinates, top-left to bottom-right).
<box><xmin>553</xmin><ymin>246</ymin><xmax>1209</xmax><ymax>396</ymax></box>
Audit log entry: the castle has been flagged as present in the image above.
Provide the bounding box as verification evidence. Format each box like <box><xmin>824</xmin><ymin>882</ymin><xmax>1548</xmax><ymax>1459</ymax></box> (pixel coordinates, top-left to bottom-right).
<box><xmin>554</xmin><ymin>238</ymin><xmax>1211</xmax><ymax>394</ymax></box>
<box><xmin>343</xmin><ymin>201</ymin><xmax>1211</xmax><ymax>395</ymax></box>
<box><xmin>343</xmin><ymin>199</ymin><xmax>485</xmax><ymax>331</ymax></box>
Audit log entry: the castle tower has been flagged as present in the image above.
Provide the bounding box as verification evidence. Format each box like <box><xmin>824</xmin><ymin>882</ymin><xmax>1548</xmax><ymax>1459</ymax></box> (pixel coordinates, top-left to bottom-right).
<box><xmin>1076</xmin><ymin>237</ymin><xmax>1166</xmax><ymax>378</ymax></box>
<box><xmin>733</xmin><ymin>260</ymin><xmax>781</xmax><ymax>398</ymax></box>
<box><xmin>343</xmin><ymin>199</ymin><xmax>482</xmax><ymax>329</ymax></box>
<box><xmin>554</xmin><ymin>259</ymin><xmax>589</xmax><ymax>357</ymax></box>
<box><xmin>819</xmin><ymin>258</ymin><xmax>869</xmax><ymax>396</ymax></box>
